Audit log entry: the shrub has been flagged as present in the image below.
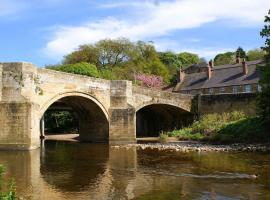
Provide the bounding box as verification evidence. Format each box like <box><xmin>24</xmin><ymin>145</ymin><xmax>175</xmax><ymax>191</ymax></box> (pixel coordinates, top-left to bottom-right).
<box><xmin>0</xmin><ymin>165</ymin><xmax>16</xmax><ymax>200</ymax></box>
<box><xmin>47</xmin><ymin>62</ymin><xmax>100</xmax><ymax>78</ymax></box>
<box><xmin>159</xmin><ymin>133</ymin><xmax>169</xmax><ymax>143</ymax></box>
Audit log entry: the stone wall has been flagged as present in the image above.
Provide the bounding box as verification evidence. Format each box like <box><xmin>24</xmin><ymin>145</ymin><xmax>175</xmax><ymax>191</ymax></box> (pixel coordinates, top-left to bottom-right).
<box><xmin>198</xmin><ymin>93</ymin><xmax>257</xmax><ymax>116</ymax></box>
<box><xmin>0</xmin><ymin>62</ymin><xmax>193</xmax><ymax>150</ymax></box>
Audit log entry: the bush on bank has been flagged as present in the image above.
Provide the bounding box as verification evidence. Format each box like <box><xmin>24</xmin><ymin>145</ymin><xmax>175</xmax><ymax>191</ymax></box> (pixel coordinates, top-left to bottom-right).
<box><xmin>165</xmin><ymin>111</ymin><xmax>270</xmax><ymax>144</ymax></box>
<box><xmin>0</xmin><ymin>165</ymin><xmax>16</xmax><ymax>200</ymax></box>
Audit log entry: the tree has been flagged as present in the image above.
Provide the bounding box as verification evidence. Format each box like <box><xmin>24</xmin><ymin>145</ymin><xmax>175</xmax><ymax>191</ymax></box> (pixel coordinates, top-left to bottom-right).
<box><xmin>247</xmin><ymin>48</ymin><xmax>265</xmax><ymax>61</ymax></box>
<box><xmin>178</xmin><ymin>52</ymin><xmax>200</xmax><ymax>68</ymax></box>
<box><xmin>214</xmin><ymin>52</ymin><xmax>235</xmax><ymax>66</ymax></box>
<box><xmin>62</xmin><ymin>39</ymin><xmax>171</xmax><ymax>84</ymax></box>
<box><xmin>258</xmin><ymin>9</ymin><xmax>270</xmax><ymax>125</ymax></box>
<box><xmin>134</xmin><ymin>73</ymin><xmax>163</xmax><ymax>88</ymax></box>
<box><xmin>46</xmin><ymin>62</ymin><xmax>100</xmax><ymax>78</ymax></box>
<box><xmin>159</xmin><ymin>51</ymin><xmax>181</xmax><ymax>71</ymax></box>
<box><xmin>63</xmin><ymin>44</ymin><xmax>99</xmax><ymax>66</ymax></box>
<box><xmin>235</xmin><ymin>47</ymin><xmax>246</xmax><ymax>58</ymax></box>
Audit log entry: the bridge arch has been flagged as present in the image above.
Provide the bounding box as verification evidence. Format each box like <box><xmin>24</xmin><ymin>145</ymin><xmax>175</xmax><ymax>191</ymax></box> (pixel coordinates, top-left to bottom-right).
<box><xmin>39</xmin><ymin>91</ymin><xmax>109</xmax><ymax>142</ymax></box>
<box><xmin>136</xmin><ymin>103</ymin><xmax>194</xmax><ymax>138</ymax></box>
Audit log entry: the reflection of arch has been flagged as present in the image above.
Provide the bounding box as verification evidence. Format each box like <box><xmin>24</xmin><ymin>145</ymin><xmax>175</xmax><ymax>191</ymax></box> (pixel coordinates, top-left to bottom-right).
<box><xmin>136</xmin><ymin>103</ymin><xmax>193</xmax><ymax>137</ymax></box>
<box><xmin>40</xmin><ymin>92</ymin><xmax>109</xmax><ymax>142</ymax></box>
<box><xmin>39</xmin><ymin>91</ymin><xmax>108</xmax><ymax>121</ymax></box>
<box><xmin>40</xmin><ymin>141</ymin><xmax>109</xmax><ymax>192</ymax></box>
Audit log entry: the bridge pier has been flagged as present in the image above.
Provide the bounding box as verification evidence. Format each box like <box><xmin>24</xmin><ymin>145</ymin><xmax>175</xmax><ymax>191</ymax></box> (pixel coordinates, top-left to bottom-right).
<box><xmin>109</xmin><ymin>81</ymin><xmax>136</xmax><ymax>144</ymax></box>
<box><xmin>0</xmin><ymin>63</ymin><xmax>40</xmax><ymax>150</ymax></box>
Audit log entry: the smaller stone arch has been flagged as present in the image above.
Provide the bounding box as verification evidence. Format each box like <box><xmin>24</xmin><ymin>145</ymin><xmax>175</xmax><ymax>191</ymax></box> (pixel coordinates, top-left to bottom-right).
<box><xmin>136</xmin><ymin>103</ymin><xmax>194</xmax><ymax>138</ymax></box>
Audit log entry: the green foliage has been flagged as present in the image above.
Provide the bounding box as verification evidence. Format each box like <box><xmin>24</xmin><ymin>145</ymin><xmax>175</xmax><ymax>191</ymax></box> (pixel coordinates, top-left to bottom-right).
<box><xmin>159</xmin><ymin>132</ymin><xmax>169</xmax><ymax>143</ymax></box>
<box><xmin>165</xmin><ymin>111</ymin><xmax>247</xmax><ymax>142</ymax></box>
<box><xmin>159</xmin><ymin>51</ymin><xmax>181</xmax><ymax>80</ymax></box>
<box><xmin>178</xmin><ymin>52</ymin><xmax>200</xmax><ymax>68</ymax></box>
<box><xmin>62</xmin><ymin>39</ymin><xmax>171</xmax><ymax>84</ymax></box>
<box><xmin>258</xmin><ymin>9</ymin><xmax>270</xmax><ymax>126</ymax></box>
<box><xmin>211</xmin><ymin>117</ymin><xmax>269</xmax><ymax>144</ymax></box>
<box><xmin>235</xmin><ymin>47</ymin><xmax>246</xmax><ymax>58</ymax></box>
<box><xmin>168</xmin><ymin>128</ymin><xmax>203</xmax><ymax>140</ymax></box>
<box><xmin>46</xmin><ymin>62</ymin><xmax>99</xmax><ymax>78</ymax></box>
<box><xmin>0</xmin><ymin>165</ymin><xmax>16</xmax><ymax>200</ymax></box>
<box><xmin>247</xmin><ymin>48</ymin><xmax>265</xmax><ymax>61</ymax></box>
<box><xmin>44</xmin><ymin>111</ymin><xmax>79</xmax><ymax>134</ymax></box>
<box><xmin>214</xmin><ymin>52</ymin><xmax>235</xmax><ymax>66</ymax></box>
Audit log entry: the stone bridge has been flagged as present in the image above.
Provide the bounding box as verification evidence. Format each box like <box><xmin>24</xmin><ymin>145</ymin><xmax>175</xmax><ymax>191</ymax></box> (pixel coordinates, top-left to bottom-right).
<box><xmin>0</xmin><ymin>62</ymin><xmax>194</xmax><ymax>150</ymax></box>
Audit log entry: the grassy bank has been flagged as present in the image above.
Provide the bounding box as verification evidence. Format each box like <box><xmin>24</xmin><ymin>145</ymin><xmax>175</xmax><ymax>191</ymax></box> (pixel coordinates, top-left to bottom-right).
<box><xmin>164</xmin><ymin>111</ymin><xmax>270</xmax><ymax>144</ymax></box>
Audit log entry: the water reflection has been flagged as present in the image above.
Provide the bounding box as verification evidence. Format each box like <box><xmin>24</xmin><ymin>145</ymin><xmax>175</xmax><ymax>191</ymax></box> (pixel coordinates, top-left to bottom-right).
<box><xmin>0</xmin><ymin>141</ymin><xmax>269</xmax><ymax>199</ymax></box>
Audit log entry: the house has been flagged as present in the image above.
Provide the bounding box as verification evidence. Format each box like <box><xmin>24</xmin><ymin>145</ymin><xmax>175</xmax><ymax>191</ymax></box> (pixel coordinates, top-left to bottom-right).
<box><xmin>173</xmin><ymin>58</ymin><xmax>264</xmax><ymax>95</ymax></box>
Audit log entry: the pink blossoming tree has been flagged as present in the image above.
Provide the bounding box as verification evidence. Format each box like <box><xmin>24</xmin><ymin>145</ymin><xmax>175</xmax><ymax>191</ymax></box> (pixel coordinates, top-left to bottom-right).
<box><xmin>134</xmin><ymin>73</ymin><xmax>164</xmax><ymax>88</ymax></box>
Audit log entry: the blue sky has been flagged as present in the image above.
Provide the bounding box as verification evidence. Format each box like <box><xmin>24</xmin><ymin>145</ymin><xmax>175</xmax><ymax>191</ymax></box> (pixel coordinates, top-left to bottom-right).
<box><xmin>0</xmin><ymin>0</ymin><xmax>269</xmax><ymax>67</ymax></box>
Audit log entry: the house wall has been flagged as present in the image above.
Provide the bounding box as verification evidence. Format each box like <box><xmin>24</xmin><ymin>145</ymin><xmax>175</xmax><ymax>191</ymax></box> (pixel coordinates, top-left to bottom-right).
<box><xmin>198</xmin><ymin>93</ymin><xmax>257</xmax><ymax>116</ymax></box>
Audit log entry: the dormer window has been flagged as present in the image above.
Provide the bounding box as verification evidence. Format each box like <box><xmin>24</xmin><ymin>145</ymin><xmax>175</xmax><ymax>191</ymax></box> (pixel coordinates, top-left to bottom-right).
<box><xmin>244</xmin><ymin>85</ymin><xmax>252</xmax><ymax>93</ymax></box>
<box><xmin>233</xmin><ymin>86</ymin><xmax>239</xmax><ymax>93</ymax></box>
<box><xmin>219</xmin><ymin>87</ymin><xmax>225</xmax><ymax>93</ymax></box>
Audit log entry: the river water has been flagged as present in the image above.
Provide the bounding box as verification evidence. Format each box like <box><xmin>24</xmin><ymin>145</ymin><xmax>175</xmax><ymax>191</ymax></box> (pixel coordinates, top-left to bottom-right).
<box><xmin>0</xmin><ymin>141</ymin><xmax>270</xmax><ymax>200</ymax></box>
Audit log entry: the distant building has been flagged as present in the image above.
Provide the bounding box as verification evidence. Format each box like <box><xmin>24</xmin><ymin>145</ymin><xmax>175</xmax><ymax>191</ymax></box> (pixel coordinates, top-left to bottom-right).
<box><xmin>173</xmin><ymin>59</ymin><xmax>264</xmax><ymax>95</ymax></box>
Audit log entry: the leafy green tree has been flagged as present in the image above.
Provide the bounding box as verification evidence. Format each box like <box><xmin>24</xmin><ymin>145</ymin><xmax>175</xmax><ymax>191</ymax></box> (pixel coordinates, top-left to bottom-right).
<box><xmin>63</xmin><ymin>44</ymin><xmax>99</xmax><ymax>66</ymax></box>
<box><xmin>214</xmin><ymin>52</ymin><xmax>235</xmax><ymax>66</ymax></box>
<box><xmin>235</xmin><ymin>47</ymin><xmax>246</xmax><ymax>58</ymax></box>
<box><xmin>159</xmin><ymin>51</ymin><xmax>181</xmax><ymax>71</ymax></box>
<box><xmin>46</xmin><ymin>62</ymin><xmax>100</xmax><ymax>78</ymax></box>
<box><xmin>178</xmin><ymin>52</ymin><xmax>200</xmax><ymax>68</ymax></box>
<box><xmin>247</xmin><ymin>48</ymin><xmax>265</xmax><ymax>61</ymax></box>
<box><xmin>258</xmin><ymin>9</ymin><xmax>270</xmax><ymax>125</ymax></box>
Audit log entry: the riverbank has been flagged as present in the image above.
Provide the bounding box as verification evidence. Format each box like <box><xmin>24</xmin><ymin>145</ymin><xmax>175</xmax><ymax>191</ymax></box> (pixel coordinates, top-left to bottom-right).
<box><xmin>113</xmin><ymin>141</ymin><xmax>270</xmax><ymax>152</ymax></box>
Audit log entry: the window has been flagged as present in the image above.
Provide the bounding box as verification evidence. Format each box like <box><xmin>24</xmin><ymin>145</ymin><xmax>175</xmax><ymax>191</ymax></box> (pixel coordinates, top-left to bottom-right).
<box><xmin>244</xmin><ymin>85</ymin><xmax>252</xmax><ymax>93</ymax></box>
<box><xmin>209</xmin><ymin>88</ymin><xmax>213</xmax><ymax>94</ymax></box>
<box><xmin>219</xmin><ymin>87</ymin><xmax>225</xmax><ymax>93</ymax></box>
<box><xmin>232</xmin><ymin>86</ymin><xmax>239</xmax><ymax>93</ymax></box>
<box><xmin>257</xmin><ymin>85</ymin><xmax>262</xmax><ymax>92</ymax></box>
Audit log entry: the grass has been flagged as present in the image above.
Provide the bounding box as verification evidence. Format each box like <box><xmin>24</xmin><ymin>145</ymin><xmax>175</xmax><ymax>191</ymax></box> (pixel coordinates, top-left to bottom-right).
<box><xmin>164</xmin><ymin>111</ymin><xmax>270</xmax><ymax>144</ymax></box>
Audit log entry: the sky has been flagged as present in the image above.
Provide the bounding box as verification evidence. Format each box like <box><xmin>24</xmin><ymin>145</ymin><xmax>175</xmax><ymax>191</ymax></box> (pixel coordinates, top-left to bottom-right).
<box><xmin>0</xmin><ymin>0</ymin><xmax>269</xmax><ymax>67</ymax></box>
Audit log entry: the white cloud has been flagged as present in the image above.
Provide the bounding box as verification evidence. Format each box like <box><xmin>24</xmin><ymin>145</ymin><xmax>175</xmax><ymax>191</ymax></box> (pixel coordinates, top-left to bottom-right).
<box><xmin>43</xmin><ymin>0</ymin><xmax>270</xmax><ymax>59</ymax></box>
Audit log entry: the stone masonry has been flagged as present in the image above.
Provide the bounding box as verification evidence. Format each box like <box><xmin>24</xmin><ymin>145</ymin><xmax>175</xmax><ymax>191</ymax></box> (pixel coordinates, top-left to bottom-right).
<box><xmin>0</xmin><ymin>62</ymin><xmax>193</xmax><ymax>150</ymax></box>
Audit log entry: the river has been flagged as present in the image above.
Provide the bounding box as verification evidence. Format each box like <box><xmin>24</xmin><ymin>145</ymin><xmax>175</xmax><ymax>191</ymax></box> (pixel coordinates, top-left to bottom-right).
<box><xmin>0</xmin><ymin>140</ymin><xmax>270</xmax><ymax>199</ymax></box>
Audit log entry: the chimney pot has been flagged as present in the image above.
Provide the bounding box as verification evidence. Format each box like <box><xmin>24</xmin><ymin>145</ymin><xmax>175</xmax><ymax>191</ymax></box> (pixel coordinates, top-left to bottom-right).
<box><xmin>207</xmin><ymin>65</ymin><xmax>212</xmax><ymax>79</ymax></box>
<box><xmin>178</xmin><ymin>69</ymin><xmax>185</xmax><ymax>83</ymax></box>
<box><xmin>208</xmin><ymin>60</ymin><xmax>214</xmax><ymax>68</ymax></box>
<box><xmin>242</xmin><ymin>58</ymin><xmax>248</xmax><ymax>75</ymax></box>
<box><xmin>236</xmin><ymin>56</ymin><xmax>241</xmax><ymax>64</ymax></box>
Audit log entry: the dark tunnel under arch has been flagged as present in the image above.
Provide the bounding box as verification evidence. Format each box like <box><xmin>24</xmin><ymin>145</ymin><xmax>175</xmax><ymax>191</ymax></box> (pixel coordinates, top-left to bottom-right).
<box><xmin>136</xmin><ymin>104</ymin><xmax>194</xmax><ymax>138</ymax></box>
<box><xmin>41</xmin><ymin>95</ymin><xmax>109</xmax><ymax>143</ymax></box>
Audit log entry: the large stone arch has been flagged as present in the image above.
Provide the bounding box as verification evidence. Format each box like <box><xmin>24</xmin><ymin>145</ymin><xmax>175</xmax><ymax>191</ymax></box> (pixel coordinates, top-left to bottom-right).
<box><xmin>39</xmin><ymin>91</ymin><xmax>109</xmax><ymax>142</ymax></box>
<box><xmin>136</xmin><ymin>103</ymin><xmax>194</xmax><ymax>137</ymax></box>
<box><xmin>39</xmin><ymin>91</ymin><xmax>109</xmax><ymax>120</ymax></box>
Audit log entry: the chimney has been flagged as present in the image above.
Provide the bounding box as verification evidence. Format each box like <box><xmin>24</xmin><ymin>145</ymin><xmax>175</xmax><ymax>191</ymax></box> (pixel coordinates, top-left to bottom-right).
<box><xmin>242</xmin><ymin>58</ymin><xmax>248</xmax><ymax>75</ymax></box>
<box><xmin>208</xmin><ymin>59</ymin><xmax>214</xmax><ymax>68</ymax></box>
<box><xmin>178</xmin><ymin>69</ymin><xmax>185</xmax><ymax>83</ymax></box>
<box><xmin>236</xmin><ymin>56</ymin><xmax>240</xmax><ymax>64</ymax></box>
<box><xmin>206</xmin><ymin>60</ymin><xmax>213</xmax><ymax>79</ymax></box>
